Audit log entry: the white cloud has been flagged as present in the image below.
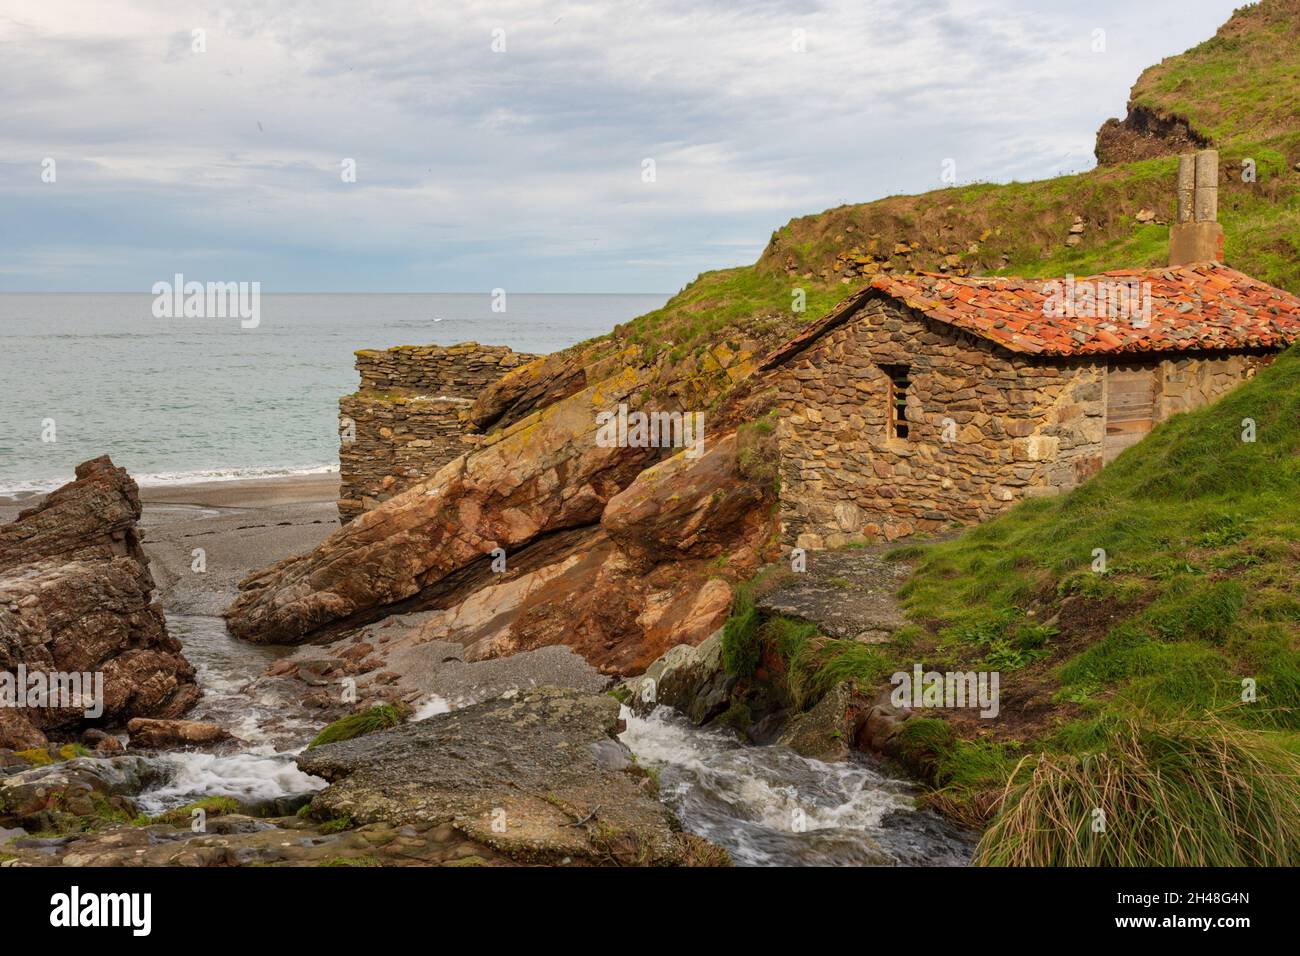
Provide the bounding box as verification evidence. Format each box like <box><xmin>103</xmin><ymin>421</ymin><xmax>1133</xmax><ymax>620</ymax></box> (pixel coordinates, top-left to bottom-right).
<box><xmin>0</xmin><ymin>0</ymin><xmax>1243</xmax><ymax>291</ymax></box>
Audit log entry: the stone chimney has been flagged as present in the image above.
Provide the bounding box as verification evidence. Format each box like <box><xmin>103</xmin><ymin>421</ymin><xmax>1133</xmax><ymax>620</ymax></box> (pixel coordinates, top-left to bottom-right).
<box><xmin>1168</xmin><ymin>149</ymin><xmax>1224</xmax><ymax>266</ymax></box>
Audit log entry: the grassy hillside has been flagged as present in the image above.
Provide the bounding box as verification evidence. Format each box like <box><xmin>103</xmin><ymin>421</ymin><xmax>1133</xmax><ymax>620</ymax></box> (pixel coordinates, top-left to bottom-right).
<box><xmin>582</xmin><ymin>0</ymin><xmax>1300</xmax><ymax>406</ymax></box>
<box><xmin>720</xmin><ymin>346</ymin><xmax>1300</xmax><ymax>864</ymax></box>
<box><xmin>679</xmin><ymin>2</ymin><xmax>1300</xmax><ymax>864</ymax></box>
<box><xmin>1129</xmin><ymin>0</ymin><xmax>1300</xmax><ymax>145</ymax></box>
<box><xmin>889</xmin><ymin>344</ymin><xmax>1300</xmax><ymax>864</ymax></box>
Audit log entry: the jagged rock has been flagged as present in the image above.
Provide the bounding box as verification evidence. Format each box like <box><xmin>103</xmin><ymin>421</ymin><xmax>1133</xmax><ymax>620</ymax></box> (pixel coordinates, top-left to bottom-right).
<box><xmin>601</xmin><ymin>432</ymin><xmax>767</xmax><ymax>565</ymax></box>
<box><xmin>0</xmin><ymin>458</ymin><xmax>197</xmax><ymax>743</ymax></box>
<box><xmin>367</xmin><ymin>525</ymin><xmax>737</xmax><ymax>675</ymax></box>
<box><xmin>0</xmin><ymin>456</ymin><xmax>149</xmax><ymax>572</ymax></box>
<box><xmin>225</xmin><ymin>368</ymin><xmax>658</xmax><ymax>645</ymax></box>
<box><xmin>126</xmin><ymin>718</ymin><xmax>230</xmax><ymax>749</ymax></box>
<box><xmin>776</xmin><ymin>681</ymin><xmax>870</xmax><ymax>762</ymax></box>
<box><xmin>625</xmin><ymin>630</ymin><xmax>734</xmax><ymax>725</ymax></box>
<box><xmin>465</xmin><ymin>350</ymin><xmax>591</xmax><ymax>433</ymax></box>
<box><xmin>1094</xmin><ymin>103</ymin><xmax>1209</xmax><ymax>166</ymax></box>
<box><xmin>297</xmin><ymin>686</ymin><xmax>725</xmax><ymax>865</ymax></box>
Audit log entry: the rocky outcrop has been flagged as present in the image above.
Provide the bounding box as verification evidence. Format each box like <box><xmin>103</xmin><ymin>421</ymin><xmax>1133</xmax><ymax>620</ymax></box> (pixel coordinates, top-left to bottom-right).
<box><xmin>297</xmin><ymin>686</ymin><xmax>726</xmax><ymax>865</ymax></box>
<box><xmin>405</xmin><ymin>528</ymin><xmax>721</xmax><ymax>674</ymax></box>
<box><xmin>227</xmin><ymin>363</ymin><xmax>782</xmax><ymax>667</ymax></box>
<box><xmin>229</xmin><ymin>387</ymin><xmax>777</xmax><ymax>679</ymax></box>
<box><xmin>0</xmin><ymin>456</ymin><xmax>149</xmax><ymax>571</ymax></box>
<box><xmin>0</xmin><ymin>753</ymin><xmax>162</xmax><ymax>834</ymax></box>
<box><xmin>227</xmin><ymin>368</ymin><xmax>660</xmax><ymax>645</ymax></box>
<box><xmin>466</xmin><ymin>350</ymin><xmax>589</xmax><ymax>433</ymax></box>
<box><xmin>602</xmin><ymin>432</ymin><xmax>767</xmax><ymax>565</ymax></box>
<box><xmin>0</xmin><ymin>458</ymin><xmax>197</xmax><ymax>748</ymax></box>
<box><xmin>756</xmin><ymin>546</ymin><xmax>912</xmax><ymax>644</ymax></box>
<box><xmin>1095</xmin><ymin>103</ymin><xmax>1209</xmax><ymax>166</ymax></box>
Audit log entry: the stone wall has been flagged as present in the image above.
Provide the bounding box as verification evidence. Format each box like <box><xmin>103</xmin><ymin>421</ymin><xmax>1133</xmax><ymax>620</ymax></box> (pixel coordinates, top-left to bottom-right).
<box><xmin>338</xmin><ymin>343</ymin><xmax>538</xmax><ymax>522</ymax></box>
<box><xmin>773</xmin><ymin>297</ymin><xmax>1275</xmax><ymax>549</ymax></box>
<box><xmin>1158</xmin><ymin>352</ymin><xmax>1272</xmax><ymax>417</ymax></box>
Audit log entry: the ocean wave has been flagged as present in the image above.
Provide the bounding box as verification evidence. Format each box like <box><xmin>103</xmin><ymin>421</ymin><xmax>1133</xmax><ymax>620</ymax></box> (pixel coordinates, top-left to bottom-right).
<box><xmin>0</xmin><ymin>463</ymin><xmax>339</xmax><ymax>497</ymax></box>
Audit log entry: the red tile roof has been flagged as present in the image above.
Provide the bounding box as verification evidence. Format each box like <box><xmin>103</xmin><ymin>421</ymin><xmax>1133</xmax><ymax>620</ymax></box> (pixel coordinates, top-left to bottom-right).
<box><xmin>763</xmin><ymin>263</ymin><xmax>1300</xmax><ymax>367</ymax></box>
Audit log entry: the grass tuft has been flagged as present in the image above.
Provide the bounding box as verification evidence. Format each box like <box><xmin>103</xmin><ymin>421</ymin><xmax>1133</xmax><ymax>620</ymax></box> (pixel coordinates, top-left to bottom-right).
<box><xmin>976</xmin><ymin>715</ymin><xmax>1300</xmax><ymax>866</ymax></box>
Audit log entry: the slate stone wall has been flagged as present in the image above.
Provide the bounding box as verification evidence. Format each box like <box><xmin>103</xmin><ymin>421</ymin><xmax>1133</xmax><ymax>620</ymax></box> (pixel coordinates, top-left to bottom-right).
<box><xmin>338</xmin><ymin>343</ymin><xmax>538</xmax><ymax>522</ymax></box>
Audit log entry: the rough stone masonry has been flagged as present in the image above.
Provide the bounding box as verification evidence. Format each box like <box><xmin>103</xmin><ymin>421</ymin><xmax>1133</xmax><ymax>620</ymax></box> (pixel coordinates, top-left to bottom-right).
<box><xmin>772</xmin><ymin>296</ymin><xmax>1271</xmax><ymax>549</ymax></box>
<box><xmin>338</xmin><ymin>342</ymin><xmax>538</xmax><ymax>522</ymax></box>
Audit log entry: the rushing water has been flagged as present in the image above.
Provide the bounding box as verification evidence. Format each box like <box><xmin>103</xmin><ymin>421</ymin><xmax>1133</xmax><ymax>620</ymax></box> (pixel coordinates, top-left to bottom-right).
<box><xmin>131</xmin><ymin>614</ymin><xmax>325</xmax><ymax>815</ymax></box>
<box><xmin>110</xmin><ymin>613</ymin><xmax>974</xmax><ymax>864</ymax></box>
<box><xmin>620</xmin><ymin>706</ymin><xmax>975</xmax><ymax>867</ymax></box>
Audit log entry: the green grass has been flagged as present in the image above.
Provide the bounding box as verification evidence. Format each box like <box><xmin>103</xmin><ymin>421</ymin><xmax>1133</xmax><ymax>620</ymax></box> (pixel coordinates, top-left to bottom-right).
<box><xmin>976</xmin><ymin>715</ymin><xmax>1300</xmax><ymax>866</ymax></box>
<box><xmin>737</xmin><ymin>411</ymin><xmax>781</xmax><ymax>497</ymax></box>
<box><xmin>318</xmin><ymin>813</ymin><xmax>355</xmax><ymax>834</ymax></box>
<box><xmin>892</xmin><ymin>345</ymin><xmax>1300</xmax><ymax>861</ymax></box>
<box><xmin>1129</xmin><ymin>0</ymin><xmax>1300</xmax><ymax>146</ymax></box>
<box><xmin>900</xmin><ymin>346</ymin><xmax>1300</xmax><ymax>706</ymax></box>
<box><xmin>606</xmin><ymin>267</ymin><xmax>849</xmax><ymax>368</ymax></box>
<box><xmin>307</xmin><ymin>704</ymin><xmax>406</xmax><ymax>749</ymax></box>
<box><xmin>153</xmin><ymin>796</ymin><xmax>241</xmax><ymax>827</ymax></box>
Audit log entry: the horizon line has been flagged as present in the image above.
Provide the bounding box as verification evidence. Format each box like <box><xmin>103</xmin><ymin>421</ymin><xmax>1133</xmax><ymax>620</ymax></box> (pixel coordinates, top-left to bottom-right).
<box><xmin>0</xmin><ymin>290</ymin><xmax>675</xmax><ymax>297</ymax></box>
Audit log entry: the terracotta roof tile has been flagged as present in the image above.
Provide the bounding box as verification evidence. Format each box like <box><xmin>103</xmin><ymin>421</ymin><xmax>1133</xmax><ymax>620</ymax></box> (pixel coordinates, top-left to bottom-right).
<box><xmin>869</xmin><ymin>264</ymin><xmax>1300</xmax><ymax>356</ymax></box>
<box><xmin>762</xmin><ymin>263</ymin><xmax>1300</xmax><ymax>368</ymax></box>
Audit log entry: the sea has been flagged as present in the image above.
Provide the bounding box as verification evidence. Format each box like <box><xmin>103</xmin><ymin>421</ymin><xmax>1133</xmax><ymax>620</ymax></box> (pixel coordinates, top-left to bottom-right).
<box><xmin>0</xmin><ymin>293</ymin><xmax>668</xmax><ymax>496</ymax></box>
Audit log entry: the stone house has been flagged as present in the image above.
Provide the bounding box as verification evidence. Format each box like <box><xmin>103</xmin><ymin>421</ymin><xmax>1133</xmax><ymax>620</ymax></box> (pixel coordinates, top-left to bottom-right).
<box><xmin>766</xmin><ymin>262</ymin><xmax>1300</xmax><ymax>549</ymax></box>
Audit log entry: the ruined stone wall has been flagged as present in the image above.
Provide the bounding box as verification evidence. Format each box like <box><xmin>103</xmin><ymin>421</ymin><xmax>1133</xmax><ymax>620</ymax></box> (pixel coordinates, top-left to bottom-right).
<box><xmin>338</xmin><ymin>343</ymin><xmax>538</xmax><ymax>522</ymax></box>
<box><xmin>774</xmin><ymin>299</ymin><xmax>1106</xmax><ymax>549</ymax></box>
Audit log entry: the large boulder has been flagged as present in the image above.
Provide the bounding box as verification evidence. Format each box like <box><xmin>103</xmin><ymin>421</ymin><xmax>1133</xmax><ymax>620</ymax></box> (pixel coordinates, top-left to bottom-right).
<box><xmin>0</xmin><ymin>458</ymin><xmax>197</xmax><ymax>747</ymax></box>
<box><xmin>0</xmin><ymin>456</ymin><xmax>148</xmax><ymax>571</ymax></box>
<box><xmin>225</xmin><ymin>368</ymin><xmax>659</xmax><ymax>645</ymax></box>
<box><xmin>775</xmin><ymin>682</ymin><xmax>871</xmax><ymax>762</ymax></box>
<box><xmin>126</xmin><ymin>717</ymin><xmax>231</xmax><ymax>749</ymax></box>
<box><xmin>297</xmin><ymin>686</ymin><xmax>726</xmax><ymax>865</ymax></box>
<box><xmin>601</xmin><ymin>431</ymin><xmax>767</xmax><ymax>566</ymax></box>
<box><xmin>625</xmin><ymin>630</ymin><xmax>735</xmax><ymax>725</ymax></box>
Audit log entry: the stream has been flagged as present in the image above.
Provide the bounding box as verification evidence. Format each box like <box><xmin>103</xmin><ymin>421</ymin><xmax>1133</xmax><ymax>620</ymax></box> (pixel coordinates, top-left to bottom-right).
<box><xmin>620</xmin><ymin>706</ymin><xmax>974</xmax><ymax>866</ymax></box>
<box><xmin>121</xmin><ymin>612</ymin><xmax>973</xmax><ymax>864</ymax></box>
<box><xmin>130</xmin><ymin>613</ymin><xmax>323</xmax><ymax>815</ymax></box>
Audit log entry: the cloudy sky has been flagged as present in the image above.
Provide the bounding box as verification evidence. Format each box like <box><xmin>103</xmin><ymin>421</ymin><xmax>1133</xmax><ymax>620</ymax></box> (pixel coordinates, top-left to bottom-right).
<box><xmin>0</xmin><ymin>0</ymin><xmax>1240</xmax><ymax>293</ymax></box>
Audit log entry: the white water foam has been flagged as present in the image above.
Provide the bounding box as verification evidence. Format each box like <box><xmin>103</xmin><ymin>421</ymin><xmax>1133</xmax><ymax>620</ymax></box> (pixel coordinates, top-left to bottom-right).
<box><xmin>0</xmin><ymin>463</ymin><xmax>339</xmax><ymax>497</ymax></box>
<box><xmin>619</xmin><ymin>705</ymin><xmax>974</xmax><ymax>866</ymax></box>
<box><xmin>412</xmin><ymin>694</ymin><xmax>453</xmax><ymax>720</ymax></box>
<box><xmin>135</xmin><ymin>748</ymin><xmax>325</xmax><ymax>815</ymax></box>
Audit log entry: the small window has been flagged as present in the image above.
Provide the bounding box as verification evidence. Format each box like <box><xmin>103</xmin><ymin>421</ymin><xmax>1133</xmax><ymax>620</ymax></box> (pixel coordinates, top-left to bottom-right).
<box><xmin>882</xmin><ymin>364</ymin><xmax>911</xmax><ymax>440</ymax></box>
